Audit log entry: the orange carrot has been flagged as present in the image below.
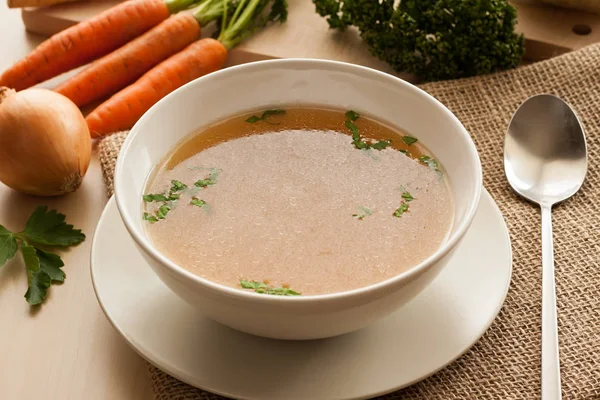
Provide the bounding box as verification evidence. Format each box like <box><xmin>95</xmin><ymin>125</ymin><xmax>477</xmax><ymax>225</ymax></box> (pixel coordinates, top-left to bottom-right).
<box><xmin>86</xmin><ymin>38</ymin><xmax>228</xmax><ymax>137</ymax></box>
<box><xmin>55</xmin><ymin>13</ymin><xmax>201</xmax><ymax>107</ymax></box>
<box><xmin>0</xmin><ymin>0</ymin><xmax>198</xmax><ymax>91</ymax></box>
<box><xmin>86</xmin><ymin>0</ymin><xmax>287</xmax><ymax>137</ymax></box>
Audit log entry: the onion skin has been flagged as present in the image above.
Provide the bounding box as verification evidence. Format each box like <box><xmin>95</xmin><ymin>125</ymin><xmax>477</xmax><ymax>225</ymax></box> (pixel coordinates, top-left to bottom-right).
<box><xmin>0</xmin><ymin>87</ymin><xmax>91</xmax><ymax>196</ymax></box>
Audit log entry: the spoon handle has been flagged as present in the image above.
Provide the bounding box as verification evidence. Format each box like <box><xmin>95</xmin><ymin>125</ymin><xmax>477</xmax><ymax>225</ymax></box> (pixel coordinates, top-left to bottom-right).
<box><xmin>541</xmin><ymin>205</ymin><xmax>561</xmax><ymax>400</ymax></box>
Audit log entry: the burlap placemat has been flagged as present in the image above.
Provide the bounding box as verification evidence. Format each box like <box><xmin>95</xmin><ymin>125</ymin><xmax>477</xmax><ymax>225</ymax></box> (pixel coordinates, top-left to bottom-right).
<box><xmin>98</xmin><ymin>44</ymin><xmax>600</xmax><ymax>399</ymax></box>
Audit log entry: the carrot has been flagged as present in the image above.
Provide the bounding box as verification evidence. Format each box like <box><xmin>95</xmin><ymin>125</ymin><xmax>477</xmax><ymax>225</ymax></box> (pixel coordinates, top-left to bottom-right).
<box><xmin>0</xmin><ymin>0</ymin><xmax>199</xmax><ymax>91</ymax></box>
<box><xmin>54</xmin><ymin>0</ymin><xmax>226</xmax><ymax>108</ymax></box>
<box><xmin>86</xmin><ymin>0</ymin><xmax>288</xmax><ymax>137</ymax></box>
<box><xmin>55</xmin><ymin>13</ymin><xmax>201</xmax><ymax>107</ymax></box>
<box><xmin>86</xmin><ymin>38</ymin><xmax>228</xmax><ymax>137</ymax></box>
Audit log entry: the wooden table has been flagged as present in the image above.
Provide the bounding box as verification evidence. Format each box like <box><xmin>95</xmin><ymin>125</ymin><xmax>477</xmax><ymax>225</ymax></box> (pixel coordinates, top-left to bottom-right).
<box><xmin>0</xmin><ymin>3</ymin><xmax>153</xmax><ymax>399</ymax></box>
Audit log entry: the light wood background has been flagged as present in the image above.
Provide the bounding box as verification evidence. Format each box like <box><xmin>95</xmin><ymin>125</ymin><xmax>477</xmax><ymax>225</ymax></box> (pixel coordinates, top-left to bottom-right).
<box><xmin>0</xmin><ymin>2</ymin><xmax>153</xmax><ymax>399</ymax></box>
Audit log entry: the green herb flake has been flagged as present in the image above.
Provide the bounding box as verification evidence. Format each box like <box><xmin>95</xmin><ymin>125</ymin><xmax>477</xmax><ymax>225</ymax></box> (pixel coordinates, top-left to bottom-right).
<box><xmin>393</xmin><ymin>203</ymin><xmax>410</xmax><ymax>218</ymax></box>
<box><xmin>245</xmin><ymin>109</ymin><xmax>286</xmax><ymax>123</ymax></box>
<box><xmin>240</xmin><ymin>279</ymin><xmax>301</xmax><ymax>296</ymax></box>
<box><xmin>194</xmin><ymin>178</ymin><xmax>215</xmax><ymax>188</ymax></box>
<box><xmin>143</xmin><ymin>212</ymin><xmax>159</xmax><ymax>223</ymax></box>
<box><xmin>402</xmin><ymin>136</ymin><xmax>418</xmax><ymax>146</ymax></box>
<box><xmin>170</xmin><ymin>180</ymin><xmax>188</xmax><ymax>192</ymax></box>
<box><xmin>345</xmin><ymin>119</ymin><xmax>360</xmax><ymax>140</ymax></box>
<box><xmin>261</xmin><ymin>109</ymin><xmax>286</xmax><ymax>119</ymax></box>
<box><xmin>190</xmin><ymin>197</ymin><xmax>207</xmax><ymax>208</ymax></box>
<box><xmin>401</xmin><ymin>191</ymin><xmax>414</xmax><ymax>202</ymax></box>
<box><xmin>143</xmin><ymin>193</ymin><xmax>169</xmax><ymax>202</ymax></box>
<box><xmin>345</xmin><ymin>110</ymin><xmax>360</xmax><ymax>121</ymax></box>
<box><xmin>353</xmin><ymin>206</ymin><xmax>373</xmax><ymax>220</ymax></box>
<box><xmin>168</xmin><ymin>193</ymin><xmax>180</xmax><ymax>201</ymax></box>
<box><xmin>245</xmin><ymin>115</ymin><xmax>262</xmax><ymax>123</ymax></box>
<box><xmin>372</xmin><ymin>140</ymin><xmax>391</xmax><ymax>150</ymax></box>
<box><xmin>156</xmin><ymin>205</ymin><xmax>171</xmax><ymax>220</ymax></box>
<box><xmin>419</xmin><ymin>155</ymin><xmax>441</xmax><ymax>173</ymax></box>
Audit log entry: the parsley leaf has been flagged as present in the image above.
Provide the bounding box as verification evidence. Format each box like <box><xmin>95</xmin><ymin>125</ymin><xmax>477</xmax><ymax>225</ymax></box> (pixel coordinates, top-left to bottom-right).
<box><xmin>143</xmin><ymin>212</ymin><xmax>158</xmax><ymax>223</ymax></box>
<box><xmin>353</xmin><ymin>206</ymin><xmax>373</xmax><ymax>220</ymax></box>
<box><xmin>22</xmin><ymin>244</ymin><xmax>52</xmax><ymax>305</ymax></box>
<box><xmin>401</xmin><ymin>191</ymin><xmax>414</xmax><ymax>202</ymax></box>
<box><xmin>22</xmin><ymin>206</ymin><xmax>85</xmax><ymax>247</ymax></box>
<box><xmin>419</xmin><ymin>155</ymin><xmax>440</xmax><ymax>171</ymax></box>
<box><xmin>345</xmin><ymin>110</ymin><xmax>360</xmax><ymax>121</ymax></box>
<box><xmin>372</xmin><ymin>140</ymin><xmax>391</xmax><ymax>150</ymax></box>
<box><xmin>0</xmin><ymin>207</ymin><xmax>83</xmax><ymax>306</ymax></box>
<box><xmin>168</xmin><ymin>193</ymin><xmax>180</xmax><ymax>201</ymax></box>
<box><xmin>245</xmin><ymin>115</ymin><xmax>261</xmax><ymax>123</ymax></box>
<box><xmin>345</xmin><ymin>112</ymin><xmax>391</xmax><ymax>151</ymax></box>
<box><xmin>245</xmin><ymin>109</ymin><xmax>286</xmax><ymax>123</ymax></box>
<box><xmin>156</xmin><ymin>205</ymin><xmax>171</xmax><ymax>219</ymax></box>
<box><xmin>143</xmin><ymin>193</ymin><xmax>169</xmax><ymax>202</ymax></box>
<box><xmin>37</xmin><ymin>249</ymin><xmax>65</xmax><ymax>282</ymax></box>
<box><xmin>190</xmin><ymin>197</ymin><xmax>207</xmax><ymax>208</ymax></box>
<box><xmin>170</xmin><ymin>180</ymin><xmax>187</xmax><ymax>192</ymax></box>
<box><xmin>0</xmin><ymin>225</ymin><xmax>17</xmax><ymax>267</ymax></box>
<box><xmin>194</xmin><ymin>179</ymin><xmax>215</xmax><ymax>188</ymax></box>
<box><xmin>240</xmin><ymin>279</ymin><xmax>267</xmax><ymax>289</ymax></box>
<box><xmin>345</xmin><ymin>119</ymin><xmax>360</xmax><ymax>142</ymax></box>
<box><xmin>261</xmin><ymin>109</ymin><xmax>285</xmax><ymax>119</ymax></box>
<box><xmin>393</xmin><ymin>203</ymin><xmax>410</xmax><ymax>218</ymax></box>
<box><xmin>402</xmin><ymin>136</ymin><xmax>418</xmax><ymax>145</ymax></box>
<box><xmin>240</xmin><ymin>279</ymin><xmax>301</xmax><ymax>296</ymax></box>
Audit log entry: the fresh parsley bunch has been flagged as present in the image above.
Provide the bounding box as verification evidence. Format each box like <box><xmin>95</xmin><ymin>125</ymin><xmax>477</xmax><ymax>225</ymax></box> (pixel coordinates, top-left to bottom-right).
<box><xmin>0</xmin><ymin>206</ymin><xmax>85</xmax><ymax>305</ymax></box>
<box><xmin>314</xmin><ymin>0</ymin><xmax>525</xmax><ymax>81</ymax></box>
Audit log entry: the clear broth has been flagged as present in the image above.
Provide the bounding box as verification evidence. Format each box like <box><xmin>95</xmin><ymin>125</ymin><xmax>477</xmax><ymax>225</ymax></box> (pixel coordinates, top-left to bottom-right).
<box><xmin>144</xmin><ymin>107</ymin><xmax>454</xmax><ymax>295</ymax></box>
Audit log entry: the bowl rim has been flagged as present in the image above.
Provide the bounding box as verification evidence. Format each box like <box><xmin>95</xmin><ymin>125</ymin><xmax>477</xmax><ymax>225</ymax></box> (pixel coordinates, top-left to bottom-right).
<box><xmin>114</xmin><ymin>58</ymin><xmax>483</xmax><ymax>304</ymax></box>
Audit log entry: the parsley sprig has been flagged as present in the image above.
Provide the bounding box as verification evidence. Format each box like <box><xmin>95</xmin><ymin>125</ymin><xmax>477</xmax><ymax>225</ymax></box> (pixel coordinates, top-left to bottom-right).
<box><xmin>240</xmin><ymin>279</ymin><xmax>301</xmax><ymax>296</ymax></box>
<box><xmin>345</xmin><ymin>110</ymin><xmax>391</xmax><ymax>151</ymax></box>
<box><xmin>0</xmin><ymin>206</ymin><xmax>85</xmax><ymax>305</ymax></box>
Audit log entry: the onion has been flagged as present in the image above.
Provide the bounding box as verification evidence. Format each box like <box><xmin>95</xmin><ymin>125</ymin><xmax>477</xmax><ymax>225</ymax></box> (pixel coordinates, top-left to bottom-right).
<box><xmin>0</xmin><ymin>87</ymin><xmax>91</xmax><ymax>196</ymax></box>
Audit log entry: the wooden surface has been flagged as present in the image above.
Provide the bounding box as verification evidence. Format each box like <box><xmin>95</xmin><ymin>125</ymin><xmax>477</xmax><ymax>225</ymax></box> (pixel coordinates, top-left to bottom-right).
<box><xmin>18</xmin><ymin>0</ymin><xmax>600</xmax><ymax>69</ymax></box>
<box><xmin>0</xmin><ymin>2</ymin><xmax>153</xmax><ymax>400</ymax></box>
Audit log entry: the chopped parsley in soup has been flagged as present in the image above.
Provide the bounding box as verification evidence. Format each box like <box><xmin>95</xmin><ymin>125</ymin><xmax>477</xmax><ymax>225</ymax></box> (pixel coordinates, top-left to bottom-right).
<box><xmin>143</xmin><ymin>107</ymin><xmax>454</xmax><ymax>296</ymax></box>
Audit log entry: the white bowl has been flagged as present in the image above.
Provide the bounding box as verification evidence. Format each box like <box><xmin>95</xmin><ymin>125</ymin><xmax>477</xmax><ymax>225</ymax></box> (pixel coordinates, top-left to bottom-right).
<box><xmin>114</xmin><ymin>59</ymin><xmax>482</xmax><ymax>340</ymax></box>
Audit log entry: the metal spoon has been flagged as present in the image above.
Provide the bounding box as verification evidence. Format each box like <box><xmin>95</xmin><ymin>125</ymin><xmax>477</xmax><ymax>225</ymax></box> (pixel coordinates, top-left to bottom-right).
<box><xmin>504</xmin><ymin>94</ymin><xmax>587</xmax><ymax>400</ymax></box>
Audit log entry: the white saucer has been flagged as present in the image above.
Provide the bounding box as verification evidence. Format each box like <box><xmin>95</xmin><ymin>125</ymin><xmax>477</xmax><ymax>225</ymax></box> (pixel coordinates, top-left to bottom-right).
<box><xmin>91</xmin><ymin>188</ymin><xmax>512</xmax><ymax>400</ymax></box>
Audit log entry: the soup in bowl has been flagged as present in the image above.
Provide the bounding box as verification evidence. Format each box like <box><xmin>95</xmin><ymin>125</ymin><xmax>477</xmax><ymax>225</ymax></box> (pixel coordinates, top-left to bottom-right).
<box><xmin>114</xmin><ymin>59</ymin><xmax>482</xmax><ymax>340</ymax></box>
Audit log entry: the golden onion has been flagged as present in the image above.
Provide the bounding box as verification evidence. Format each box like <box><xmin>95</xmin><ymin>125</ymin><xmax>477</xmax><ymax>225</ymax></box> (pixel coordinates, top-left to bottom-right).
<box><xmin>0</xmin><ymin>87</ymin><xmax>91</xmax><ymax>196</ymax></box>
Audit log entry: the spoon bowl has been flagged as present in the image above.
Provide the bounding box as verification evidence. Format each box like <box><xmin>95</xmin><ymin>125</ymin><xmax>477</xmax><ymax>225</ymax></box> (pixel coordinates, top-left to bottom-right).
<box><xmin>505</xmin><ymin>94</ymin><xmax>587</xmax><ymax>206</ymax></box>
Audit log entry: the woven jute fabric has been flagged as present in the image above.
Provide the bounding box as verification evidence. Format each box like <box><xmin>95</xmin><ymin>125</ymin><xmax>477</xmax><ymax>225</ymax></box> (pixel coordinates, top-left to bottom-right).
<box><xmin>98</xmin><ymin>44</ymin><xmax>600</xmax><ymax>399</ymax></box>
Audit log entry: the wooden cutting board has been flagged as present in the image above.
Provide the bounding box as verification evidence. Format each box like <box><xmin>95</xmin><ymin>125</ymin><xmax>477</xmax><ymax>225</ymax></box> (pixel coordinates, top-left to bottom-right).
<box><xmin>19</xmin><ymin>0</ymin><xmax>600</xmax><ymax>77</ymax></box>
